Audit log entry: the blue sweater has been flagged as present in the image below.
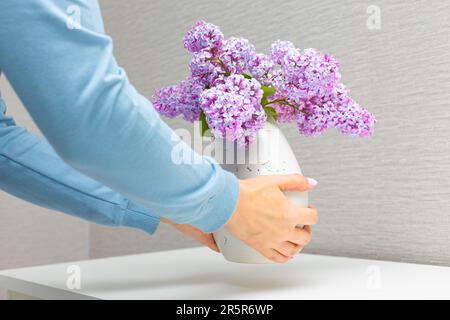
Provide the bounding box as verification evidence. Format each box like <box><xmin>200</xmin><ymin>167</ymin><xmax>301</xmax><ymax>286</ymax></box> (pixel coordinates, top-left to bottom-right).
<box><xmin>0</xmin><ymin>0</ymin><xmax>239</xmax><ymax>234</ymax></box>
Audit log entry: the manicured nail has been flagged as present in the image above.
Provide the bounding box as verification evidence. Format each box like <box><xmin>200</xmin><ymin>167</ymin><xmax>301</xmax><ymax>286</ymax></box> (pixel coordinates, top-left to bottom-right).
<box><xmin>307</xmin><ymin>177</ymin><xmax>318</xmax><ymax>188</ymax></box>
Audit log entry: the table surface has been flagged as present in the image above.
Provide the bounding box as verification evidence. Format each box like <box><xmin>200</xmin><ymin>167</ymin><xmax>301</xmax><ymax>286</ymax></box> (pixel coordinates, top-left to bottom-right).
<box><xmin>1</xmin><ymin>247</ymin><xmax>449</xmax><ymax>300</ymax></box>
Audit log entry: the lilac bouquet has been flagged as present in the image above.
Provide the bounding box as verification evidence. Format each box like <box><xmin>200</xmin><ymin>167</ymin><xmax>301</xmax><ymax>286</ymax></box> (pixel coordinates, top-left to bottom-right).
<box><xmin>152</xmin><ymin>21</ymin><xmax>376</xmax><ymax>146</ymax></box>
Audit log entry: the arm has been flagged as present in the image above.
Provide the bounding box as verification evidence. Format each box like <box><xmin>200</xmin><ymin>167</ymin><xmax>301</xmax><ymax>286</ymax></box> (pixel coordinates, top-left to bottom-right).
<box><xmin>0</xmin><ymin>0</ymin><xmax>239</xmax><ymax>232</ymax></box>
<box><xmin>0</xmin><ymin>98</ymin><xmax>159</xmax><ymax>234</ymax></box>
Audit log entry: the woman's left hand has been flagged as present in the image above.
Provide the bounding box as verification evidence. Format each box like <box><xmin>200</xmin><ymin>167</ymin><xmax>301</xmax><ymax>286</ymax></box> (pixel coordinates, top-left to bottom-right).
<box><xmin>160</xmin><ymin>217</ymin><xmax>220</xmax><ymax>252</ymax></box>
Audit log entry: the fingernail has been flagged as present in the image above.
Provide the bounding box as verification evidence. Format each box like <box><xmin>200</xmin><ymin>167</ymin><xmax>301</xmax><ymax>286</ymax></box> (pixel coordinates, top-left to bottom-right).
<box><xmin>289</xmin><ymin>256</ymin><xmax>295</xmax><ymax>260</ymax></box>
<box><xmin>307</xmin><ymin>177</ymin><xmax>318</xmax><ymax>188</ymax></box>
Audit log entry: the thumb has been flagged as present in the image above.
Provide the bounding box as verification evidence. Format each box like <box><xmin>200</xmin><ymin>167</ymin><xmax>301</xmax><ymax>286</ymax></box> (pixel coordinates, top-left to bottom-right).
<box><xmin>275</xmin><ymin>174</ymin><xmax>318</xmax><ymax>192</ymax></box>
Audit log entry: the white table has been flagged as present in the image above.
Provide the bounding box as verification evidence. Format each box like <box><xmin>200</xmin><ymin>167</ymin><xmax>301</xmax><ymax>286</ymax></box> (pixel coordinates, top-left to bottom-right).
<box><xmin>0</xmin><ymin>247</ymin><xmax>449</xmax><ymax>300</ymax></box>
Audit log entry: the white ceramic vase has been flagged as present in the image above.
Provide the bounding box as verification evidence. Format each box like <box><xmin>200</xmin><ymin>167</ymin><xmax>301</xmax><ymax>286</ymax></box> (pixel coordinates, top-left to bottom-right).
<box><xmin>213</xmin><ymin>122</ymin><xmax>309</xmax><ymax>264</ymax></box>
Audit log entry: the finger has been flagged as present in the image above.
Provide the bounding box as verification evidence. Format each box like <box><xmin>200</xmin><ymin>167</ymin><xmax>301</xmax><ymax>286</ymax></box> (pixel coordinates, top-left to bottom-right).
<box><xmin>192</xmin><ymin>232</ymin><xmax>220</xmax><ymax>253</ymax></box>
<box><xmin>202</xmin><ymin>234</ymin><xmax>220</xmax><ymax>253</ymax></box>
<box><xmin>175</xmin><ymin>224</ymin><xmax>220</xmax><ymax>253</ymax></box>
<box><xmin>276</xmin><ymin>241</ymin><xmax>303</xmax><ymax>257</ymax></box>
<box><xmin>263</xmin><ymin>248</ymin><xmax>291</xmax><ymax>264</ymax></box>
<box><xmin>288</xmin><ymin>227</ymin><xmax>313</xmax><ymax>246</ymax></box>
<box><xmin>275</xmin><ymin>174</ymin><xmax>317</xmax><ymax>192</ymax></box>
<box><xmin>160</xmin><ymin>217</ymin><xmax>175</xmax><ymax>225</ymax></box>
<box><xmin>303</xmin><ymin>225</ymin><xmax>312</xmax><ymax>234</ymax></box>
<box><xmin>288</xmin><ymin>206</ymin><xmax>319</xmax><ymax>226</ymax></box>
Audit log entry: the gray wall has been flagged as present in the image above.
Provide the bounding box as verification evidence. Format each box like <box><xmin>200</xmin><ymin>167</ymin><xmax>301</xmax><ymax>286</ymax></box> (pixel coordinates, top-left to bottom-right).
<box><xmin>0</xmin><ymin>0</ymin><xmax>449</xmax><ymax>292</ymax></box>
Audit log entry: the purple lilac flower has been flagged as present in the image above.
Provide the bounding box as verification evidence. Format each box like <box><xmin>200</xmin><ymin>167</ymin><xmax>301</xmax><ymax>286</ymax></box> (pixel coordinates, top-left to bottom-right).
<box><xmin>154</xmin><ymin>22</ymin><xmax>376</xmax><ymax>143</ymax></box>
<box><xmin>183</xmin><ymin>20</ymin><xmax>224</xmax><ymax>53</ymax></box>
<box><xmin>152</xmin><ymin>78</ymin><xmax>203</xmax><ymax>122</ymax></box>
<box><xmin>152</xmin><ymin>85</ymin><xmax>180</xmax><ymax>119</ymax></box>
<box><xmin>295</xmin><ymin>99</ymin><xmax>336</xmax><ymax>136</ymax></box>
<box><xmin>318</xmin><ymin>83</ymin><xmax>376</xmax><ymax>137</ymax></box>
<box><xmin>248</xmin><ymin>53</ymin><xmax>275</xmax><ymax>86</ymax></box>
<box><xmin>280</xmin><ymin>48</ymin><xmax>341</xmax><ymax>101</ymax></box>
<box><xmin>332</xmin><ymin>93</ymin><xmax>376</xmax><ymax>137</ymax></box>
<box><xmin>270</xmin><ymin>40</ymin><xmax>296</xmax><ymax>65</ymax></box>
<box><xmin>219</xmin><ymin>37</ymin><xmax>255</xmax><ymax>74</ymax></box>
<box><xmin>189</xmin><ymin>50</ymin><xmax>225</xmax><ymax>87</ymax></box>
<box><xmin>268</xmin><ymin>91</ymin><xmax>298</xmax><ymax>123</ymax></box>
<box><xmin>290</xmin><ymin>82</ymin><xmax>347</xmax><ymax>136</ymax></box>
<box><xmin>177</xmin><ymin>78</ymin><xmax>204</xmax><ymax>122</ymax></box>
<box><xmin>295</xmin><ymin>84</ymin><xmax>375</xmax><ymax>137</ymax></box>
<box><xmin>200</xmin><ymin>75</ymin><xmax>266</xmax><ymax>146</ymax></box>
<box><xmin>333</xmin><ymin>103</ymin><xmax>376</xmax><ymax>137</ymax></box>
<box><xmin>218</xmin><ymin>74</ymin><xmax>263</xmax><ymax>103</ymax></box>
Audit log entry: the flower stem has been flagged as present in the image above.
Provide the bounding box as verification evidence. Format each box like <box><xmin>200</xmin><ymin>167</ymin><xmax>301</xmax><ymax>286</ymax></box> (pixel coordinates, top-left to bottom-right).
<box><xmin>216</xmin><ymin>57</ymin><xmax>231</xmax><ymax>76</ymax></box>
<box><xmin>265</xmin><ymin>98</ymin><xmax>310</xmax><ymax>115</ymax></box>
<box><xmin>211</xmin><ymin>48</ymin><xmax>231</xmax><ymax>76</ymax></box>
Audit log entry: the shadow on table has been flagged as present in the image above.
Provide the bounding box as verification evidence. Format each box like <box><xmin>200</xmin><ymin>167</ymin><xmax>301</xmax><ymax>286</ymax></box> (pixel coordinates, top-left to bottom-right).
<box><xmin>84</xmin><ymin>255</ymin><xmax>336</xmax><ymax>299</ymax></box>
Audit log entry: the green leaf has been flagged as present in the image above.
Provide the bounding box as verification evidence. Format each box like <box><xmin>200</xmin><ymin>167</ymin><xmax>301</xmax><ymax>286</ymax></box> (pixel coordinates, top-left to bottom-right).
<box><xmin>260</xmin><ymin>85</ymin><xmax>276</xmax><ymax>107</ymax></box>
<box><xmin>263</xmin><ymin>106</ymin><xmax>278</xmax><ymax>123</ymax></box>
<box><xmin>261</xmin><ymin>96</ymin><xmax>268</xmax><ymax>107</ymax></box>
<box><xmin>199</xmin><ymin>111</ymin><xmax>209</xmax><ymax>136</ymax></box>
<box><xmin>264</xmin><ymin>106</ymin><xmax>277</xmax><ymax>117</ymax></box>
<box><xmin>242</xmin><ymin>73</ymin><xmax>252</xmax><ymax>79</ymax></box>
<box><xmin>261</xmin><ymin>85</ymin><xmax>276</xmax><ymax>98</ymax></box>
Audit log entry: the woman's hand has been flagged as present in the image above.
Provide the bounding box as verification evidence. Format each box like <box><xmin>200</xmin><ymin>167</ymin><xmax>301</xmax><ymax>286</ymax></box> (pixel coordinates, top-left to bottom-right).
<box><xmin>161</xmin><ymin>217</ymin><xmax>219</xmax><ymax>252</ymax></box>
<box><xmin>226</xmin><ymin>174</ymin><xmax>318</xmax><ymax>263</ymax></box>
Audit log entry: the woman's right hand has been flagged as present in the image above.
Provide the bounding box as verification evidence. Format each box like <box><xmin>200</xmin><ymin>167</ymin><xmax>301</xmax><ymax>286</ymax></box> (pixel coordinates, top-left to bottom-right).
<box><xmin>225</xmin><ymin>174</ymin><xmax>319</xmax><ymax>263</ymax></box>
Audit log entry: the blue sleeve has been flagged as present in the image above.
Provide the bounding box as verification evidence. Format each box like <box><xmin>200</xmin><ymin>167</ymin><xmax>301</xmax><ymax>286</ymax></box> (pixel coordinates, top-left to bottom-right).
<box><xmin>0</xmin><ymin>97</ymin><xmax>160</xmax><ymax>235</ymax></box>
<box><xmin>0</xmin><ymin>0</ymin><xmax>239</xmax><ymax>232</ymax></box>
